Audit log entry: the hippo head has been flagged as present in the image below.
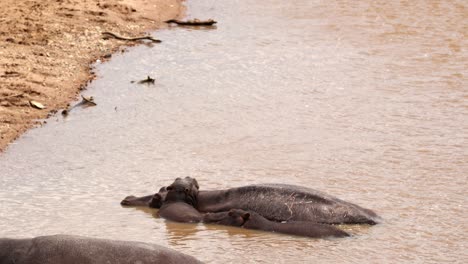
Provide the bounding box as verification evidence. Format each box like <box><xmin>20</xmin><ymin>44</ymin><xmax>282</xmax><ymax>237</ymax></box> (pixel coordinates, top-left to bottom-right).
<box><xmin>226</xmin><ymin>209</ymin><xmax>250</xmax><ymax>226</ymax></box>
<box><xmin>160</xmin><ymin>177</ymin><xmax>200</xmax><ymax>207</ymax></box>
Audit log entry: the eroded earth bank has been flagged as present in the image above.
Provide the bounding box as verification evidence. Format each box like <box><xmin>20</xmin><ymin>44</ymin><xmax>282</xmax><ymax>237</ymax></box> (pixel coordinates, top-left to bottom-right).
<box><xmin>0</xmin><ymin>0</ymin><xmax>183</xmax><ymax>151</ymax></box>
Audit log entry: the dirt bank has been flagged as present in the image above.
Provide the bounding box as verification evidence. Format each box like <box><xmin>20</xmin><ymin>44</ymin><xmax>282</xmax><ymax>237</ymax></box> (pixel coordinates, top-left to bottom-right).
<box><xmin>0</xmin><ymin>0</ymin><xmax>184</xmax><ymax>152</ymax></box>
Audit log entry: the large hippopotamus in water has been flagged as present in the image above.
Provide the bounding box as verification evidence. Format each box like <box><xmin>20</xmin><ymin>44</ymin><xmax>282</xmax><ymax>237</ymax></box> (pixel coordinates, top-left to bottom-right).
<box><xmin>0</xmin><ymin>234</ymin><xmax>202</xmax><ymax>264</ymax></box>
<box><xmin>122</xmin><ymin>177</ymin><xmax>380</xmax><ymax>225</ymax></box>
<box><xmin>139</xmin><ymin>178</ymin><xmax>351</xmax><ymax>238</ymax></box>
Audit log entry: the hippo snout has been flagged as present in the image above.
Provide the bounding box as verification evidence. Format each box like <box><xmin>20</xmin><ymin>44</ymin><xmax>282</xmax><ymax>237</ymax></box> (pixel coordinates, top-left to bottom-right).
<box><xmin>121</xmin><ymin>196</ymin><xmax>137</xmax><ymax>206</ymax></box>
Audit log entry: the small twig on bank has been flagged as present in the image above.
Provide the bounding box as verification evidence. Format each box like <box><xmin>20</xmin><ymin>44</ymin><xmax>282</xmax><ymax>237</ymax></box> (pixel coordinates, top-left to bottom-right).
<box><xmin>102</xmin><ymin>32</ymin><xmax>162</xmax><ymax>43</ymax></box>
<box><xmin>0</xmin><ymin>93</ymin><xmax>23</xmax><ymax>100</ymax></box>
<box><xmin>165</xmin><ymin>19</ymin><xmax>217</xmax><ymax>26</ymax></box>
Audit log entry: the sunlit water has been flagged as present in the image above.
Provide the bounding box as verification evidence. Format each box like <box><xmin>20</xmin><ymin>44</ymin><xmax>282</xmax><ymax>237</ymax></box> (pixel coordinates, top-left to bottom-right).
<box><xmin>1</xmin><ymin>0</ymin><xmax>467</xmax><ymax>263</ymax></box>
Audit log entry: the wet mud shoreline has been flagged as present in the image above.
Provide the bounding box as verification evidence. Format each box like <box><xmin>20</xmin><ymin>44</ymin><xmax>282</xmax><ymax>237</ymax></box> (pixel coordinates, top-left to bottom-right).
<box><xmin>0</xmin><ymin>0</ymin><xmax>184</xmax><ymax>152</ymax></box>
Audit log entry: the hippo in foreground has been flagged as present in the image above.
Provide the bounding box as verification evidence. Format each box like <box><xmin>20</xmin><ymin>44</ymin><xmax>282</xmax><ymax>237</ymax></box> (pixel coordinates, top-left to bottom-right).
<box><xmin>122</xmin><ymin>177</ymin><xmax>380</xmax><ymax>225</ymax></box>
<box><xmin>204</xmin><ymin>209</ymin><xmax>350</xmax><ymax>238</ymax></box>
<box><xmin>0</xmin><ymin>234</ymin><xmax>202</xmax><ymax>264</ymax></box>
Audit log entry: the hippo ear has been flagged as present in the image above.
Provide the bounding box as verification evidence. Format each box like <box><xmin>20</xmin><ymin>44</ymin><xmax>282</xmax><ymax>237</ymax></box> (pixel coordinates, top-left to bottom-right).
<box><xmin>166</xmin><ymin>186</ymin><xmax>173</xmax><ymax>191</ymax></box>
<box><xmin>193</xmin><ymin>179</ymin><xmax>200</xmax><ymax>189</ymax></box>
<box><xmin>243</xmin><ymin>213</ymin><xmax>250</xmax><ymax>220</ymax></box>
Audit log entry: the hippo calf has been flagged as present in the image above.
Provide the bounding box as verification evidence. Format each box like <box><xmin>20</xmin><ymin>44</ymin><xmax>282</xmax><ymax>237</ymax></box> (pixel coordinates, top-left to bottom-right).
<box><xmin>204</xmin><ymin>209</ymin><xmax>349</xmax><ymax>238</ymax></box>
<box><xmin>0</xmin><ymin>234</ymin><xmax>202</xmax><ymax>264</ymax></box>
<box><xmin>122</xmin><ymin>177</ymin><xmax>380</xmax><ymax>225</ymax></box>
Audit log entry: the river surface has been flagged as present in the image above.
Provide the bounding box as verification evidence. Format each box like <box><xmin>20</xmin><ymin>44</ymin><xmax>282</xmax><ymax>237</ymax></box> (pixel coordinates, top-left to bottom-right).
<box><xmin>1</xmin><ymin>0</ymin><xmax>467</xmax><ymax>263</ymax></box>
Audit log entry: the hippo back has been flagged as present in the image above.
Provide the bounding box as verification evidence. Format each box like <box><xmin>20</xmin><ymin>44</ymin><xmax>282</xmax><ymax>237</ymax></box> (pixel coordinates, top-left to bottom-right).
<box><xmin>208</xmin><ymin>184</ymin><xmax>380</xmax><ymax>225</ymax></box>
<box><xmin>0</xmin><ymin>235</ymin><xmax>202</xmax><ymax>264</ymax></box>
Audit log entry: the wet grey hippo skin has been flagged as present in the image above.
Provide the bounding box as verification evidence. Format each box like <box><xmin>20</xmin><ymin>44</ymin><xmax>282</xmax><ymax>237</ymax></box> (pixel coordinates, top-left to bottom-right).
<box><xmin>203</xmin><ymin>209</ymin><xmax>350</xmax><ymax>238</ymax></box>
<box><xmin>121</xmin><ymin>187</ymin><xmax>165</xmax><ymax>207</ymax></box>
<box><xmin>0</xmin><ymin>234</ymin><xmax>202</xmax><ymax>264</ymax></box>
<box><xmin>158</xmin><ymin>177</ymin><xmax>203</xmax><ymax>223</ymax></box>
<box><xmin>122</xmin><ymin>177</ymin><xmax>380</xmax><ymax>225</ymax></box>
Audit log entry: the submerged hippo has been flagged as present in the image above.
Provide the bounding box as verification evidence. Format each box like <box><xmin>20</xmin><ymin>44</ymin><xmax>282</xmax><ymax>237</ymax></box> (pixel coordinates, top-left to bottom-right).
<box><xmin>122</xmin><ymin>177</ymin><xmax>380</xmax><ymax>225</ymax></box>
<box><xmin>204</xmin><ymin>209</ymin><xmax>350</xmax><ymax>238</ymax></box>
<box><xmin>0</xmin><ymin>234</ymin><xmax>202</xmax><ymax>264</ymax></box>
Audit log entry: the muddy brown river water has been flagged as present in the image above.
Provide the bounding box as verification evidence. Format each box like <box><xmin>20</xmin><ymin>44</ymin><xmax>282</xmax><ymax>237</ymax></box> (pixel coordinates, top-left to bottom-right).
<box><xmin>1</xmin><ymin>0</ymin><xmax>467</xmax><ymax>263</ymax></box>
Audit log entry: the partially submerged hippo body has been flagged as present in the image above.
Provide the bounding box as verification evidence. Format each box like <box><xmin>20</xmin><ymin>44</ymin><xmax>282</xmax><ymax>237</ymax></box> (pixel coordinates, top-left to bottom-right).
<box><xmin>122</xmin><ymin>177</ymin><xmax>380</xmax><ymax>225</ymax></box>
<box><xmin>204</xmin><ymin>209</ymin><xmax>350</xmax><ymax>238</ymax></box>
<box><xmin>143</xmin><ymin>178</ymin><xmax>349</xmax><ymax>238</ymax></box>
<box><xmin>0</xmin><ymin>234</ymin><xmax>202</xmax><ymax>264</ymax></box>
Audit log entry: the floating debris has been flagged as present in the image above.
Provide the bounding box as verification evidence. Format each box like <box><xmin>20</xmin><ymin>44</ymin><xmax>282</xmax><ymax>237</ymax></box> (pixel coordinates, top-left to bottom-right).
<box><xmin>81</xmin><ymin>95</ymin><xmax>97</xmax><ymax>106</ymax></box>
<box><xmin>137</xmin><ymin>76</ymin><xmax>155</xmax><ymax>84</ymax></box>
<box><xmin>165</xmin><ymin>19</ymin><xmax>217</xmax><ymax>26</ymax></box>
<box><xmin>61</xmin><ymin>95</ymin><xmax>96</xmax><ymax>117</ymax></box>
<box><xmin>29</xmin><ymin>100</ymin><xmax>45</xmax><ymax>109</ymax></box>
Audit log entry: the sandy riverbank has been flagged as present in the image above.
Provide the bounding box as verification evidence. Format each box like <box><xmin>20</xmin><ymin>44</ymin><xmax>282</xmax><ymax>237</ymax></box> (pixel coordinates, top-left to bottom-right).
<box><xmin>0</xmin><ymin>0</ymin><xmax>184</xmax><ymax>152</ymax></box>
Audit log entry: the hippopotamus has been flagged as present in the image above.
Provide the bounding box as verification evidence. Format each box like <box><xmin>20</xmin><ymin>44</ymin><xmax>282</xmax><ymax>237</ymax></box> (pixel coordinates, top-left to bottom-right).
<box><xmin>203</xmin><ymin>209</ymin><xmax>350</xmax><ymax>238</ymax></box>
<box><xmin>155</xmin><ymin>179</ymin><xmax>350</xmax><ymax>238</ymax></box>
<box><xmin>122</xmin><ymin>177</ymin><xmax>380</xmax><ymax>225</ymax></box>
<box><xmin>0</xmin><ymin>234</ymin><xmax>202</xmax><ymax>264</ymax></box>
<box><xmin>158</xmin><ymin>177</ymin><xmax>203</xmax><ymax>223</ymax></box>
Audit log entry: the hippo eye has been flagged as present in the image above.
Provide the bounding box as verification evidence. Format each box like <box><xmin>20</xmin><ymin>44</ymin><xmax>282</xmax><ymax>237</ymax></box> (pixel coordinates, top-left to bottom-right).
<box><xmin>228</xmin><ymin>211</ymin><xmax>233</xmax><ymax>216</ymax></box>
<box><xmin>184</xmin><ymin>188</ymin><xmax>189</xmax><ymax>193</ymax></box>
